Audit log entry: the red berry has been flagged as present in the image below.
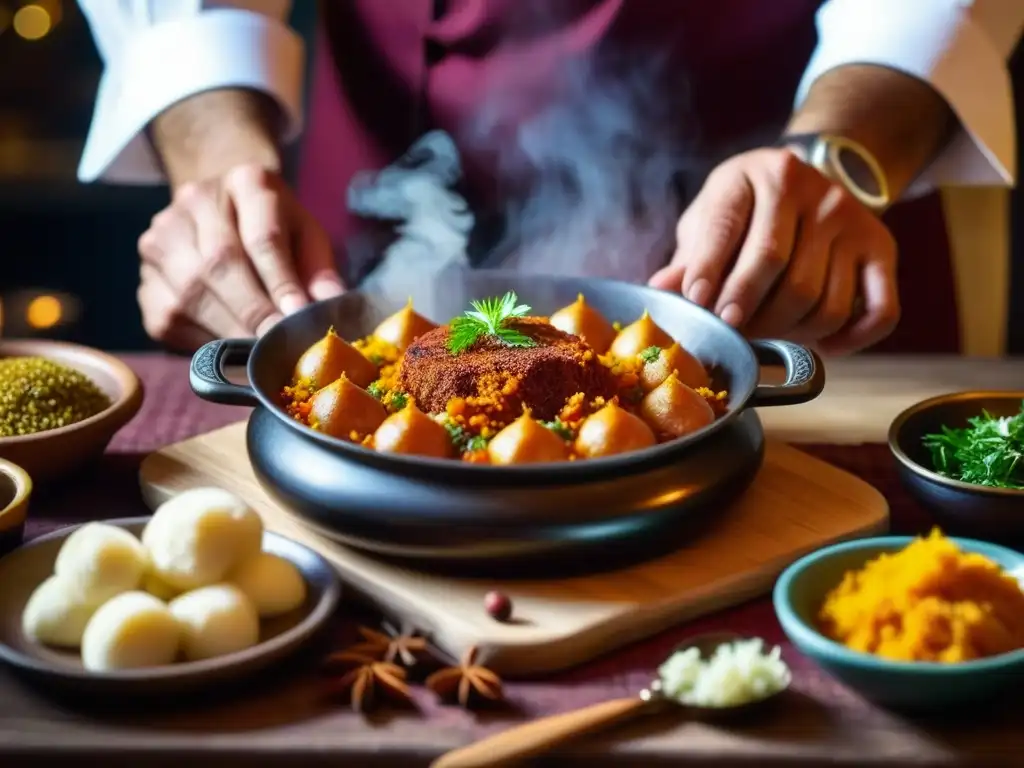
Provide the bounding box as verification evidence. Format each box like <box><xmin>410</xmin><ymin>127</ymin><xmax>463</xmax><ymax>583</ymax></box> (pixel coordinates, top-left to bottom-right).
<box><xmin>484</xmin><ymin>590</ymin><xmax>513</xmax><ymax>622</ymax></box>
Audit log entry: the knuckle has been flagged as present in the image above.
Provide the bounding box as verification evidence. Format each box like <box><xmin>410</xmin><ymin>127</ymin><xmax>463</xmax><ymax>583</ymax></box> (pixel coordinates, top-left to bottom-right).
<box><xmin>756</xmin><ymin>243</ymin><xmax>789</xmax><ymax>270</ymax></box>
<box><xmin>202</xmin><ymin>243</ymin><xmax>238</xmax><ymax>277</ymax></box>
<box><xmin>178</xmin><ymin>274</ymin><xmax>205</xmax><ymax>307</ymax></box>
<box><xmin>137</xmin><ymin>230</ymin><xmax>159</xmax><ymax>258</ymax></box>
<box><xmin>142</xmin><ymin>305</ymin><xmax>175</xmax><ymax>341</ymax></box>
<box><xmin>876</xmin><ymin>301</ymin><xmax>901</xmax><ymax>332</ymax></box>
<box><xmin>773</xmin><ymin>150</ymin><xmax>806</xmax><ymax>189</ymax></box>
<box><xmin>227</xmin><ymin>163</ymin><xmax>276</xmax><ymax>190</ymax></box>
<box><xmin>785</xmin><ymin>275</ymin><xmax>821</xmax><ymax>310</ymax></box>
<box><xmin>245</xmin><ymin>229</ymin><xmax>286</xmax><ymax>259</ymax></box>
<box><xmin>876</xmin><ymin>226</ymin><xmax>898</xmax><ymax>260</ymax></box>
<box><xmin>150</xmin><ymin>209</ymin><xmax>174</xmax><ymax>230</ymax></box>
<box><xmin>175</xmin><ymin>182</ymin><xmax>204</xmax><ymax>206</ymax></box>
<box><xmin>817</xmin><ymin>305</ymin><xmax>849</xmax><ymax>334</ymax></box>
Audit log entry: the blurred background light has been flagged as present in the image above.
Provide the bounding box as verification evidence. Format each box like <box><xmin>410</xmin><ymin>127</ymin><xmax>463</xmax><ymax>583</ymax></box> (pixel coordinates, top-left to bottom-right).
<box><xmin>13</xmin><ymin>3</ymin><xmax>52</xmax><ymax>41</ymax></box>
<box><xmin>26</xmin><ymin>293</ymin><xmax>62</xmax><ymax>328</ymax></box>
<box><xmin>0</xmin><ymin>290</ymin><xmax>80</xmax><ymax>336</ymax></box>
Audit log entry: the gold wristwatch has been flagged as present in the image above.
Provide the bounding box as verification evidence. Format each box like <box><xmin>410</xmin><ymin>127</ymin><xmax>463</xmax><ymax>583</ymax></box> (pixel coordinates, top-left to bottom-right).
<box><xmin>781</xmin><ymin>133</ymin><xmax>891</xmax><ymax>214</ymax></box>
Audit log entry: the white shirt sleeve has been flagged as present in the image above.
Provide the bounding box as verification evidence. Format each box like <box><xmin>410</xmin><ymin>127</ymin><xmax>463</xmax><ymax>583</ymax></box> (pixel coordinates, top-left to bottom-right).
<box><xmin>76</xmin><ymin>0</ymin><xmax>303</xmax><ymax>185</ymax></box>
<box><xmin>797</xmin><ymin>0</ymin><xmax>1024</xmax><ymax>193</ymax></box>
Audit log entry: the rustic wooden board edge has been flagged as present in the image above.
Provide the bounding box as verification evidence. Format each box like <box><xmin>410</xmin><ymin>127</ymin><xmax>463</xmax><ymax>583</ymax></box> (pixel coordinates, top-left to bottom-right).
<box><xmin>138</xmin><ymin>421</ymin><xmax>891</xmax><ymax>676</ymax></box>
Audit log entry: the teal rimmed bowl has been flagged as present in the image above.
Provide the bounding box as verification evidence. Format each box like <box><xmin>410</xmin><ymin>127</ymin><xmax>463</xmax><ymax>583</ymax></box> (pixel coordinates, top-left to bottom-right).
<box><xmin>773</xmin><ymin>536</ymin><xmax>1024</xmax><ymax>711</ymax></box>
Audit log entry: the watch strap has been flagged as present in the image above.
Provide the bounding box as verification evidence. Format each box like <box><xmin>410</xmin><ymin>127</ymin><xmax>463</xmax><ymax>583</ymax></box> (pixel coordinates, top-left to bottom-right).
<box><xmin>777</xmin><ymin>133</ymin><xmax>890</xmax><ymax>214</ymax></box>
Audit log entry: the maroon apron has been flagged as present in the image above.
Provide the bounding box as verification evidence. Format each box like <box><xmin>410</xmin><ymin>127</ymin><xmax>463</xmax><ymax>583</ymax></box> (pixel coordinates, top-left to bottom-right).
<box><xmin>297</xmin><ymin>0</ymin><xmax>959</xmax><ymax>353</ymax></box>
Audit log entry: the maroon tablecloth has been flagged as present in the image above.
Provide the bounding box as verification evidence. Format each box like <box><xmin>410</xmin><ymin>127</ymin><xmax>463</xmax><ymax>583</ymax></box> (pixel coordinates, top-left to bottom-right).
<box><xmin>4</xmin><ymin>354</ymin><xmax>1021</xmax><ymax>766</ymax></box>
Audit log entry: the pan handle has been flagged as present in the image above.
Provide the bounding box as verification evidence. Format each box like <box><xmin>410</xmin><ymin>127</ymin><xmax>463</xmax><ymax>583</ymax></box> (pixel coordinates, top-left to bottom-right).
<box><xmin>189</xmin><ymin>338</ymin><xmax>260</xmax><ymax>407</ymax></box>
<box><xmin>748</xmin><ymin>340</ymin><xmax>825</xmax><ymax>408</ymax></box>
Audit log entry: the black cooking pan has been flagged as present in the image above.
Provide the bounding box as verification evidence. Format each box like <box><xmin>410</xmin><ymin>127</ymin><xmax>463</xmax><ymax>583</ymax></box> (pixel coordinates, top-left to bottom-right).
<box><xmin>189</xmin><ymin>270</ymin><xmax>824</xmax><ymax>568</ymax></box>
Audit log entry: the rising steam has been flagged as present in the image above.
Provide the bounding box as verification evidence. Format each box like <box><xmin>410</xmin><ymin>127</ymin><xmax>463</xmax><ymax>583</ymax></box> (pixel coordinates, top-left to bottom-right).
<box><xmin>461</xmin><ymin>45</ymin><xmax>698</xmax><ymax>281</ymax></box>
<box><xmin>350</xmin><ymin>21</ymin><xmax>699</xmax><ymax>290</ymax></box>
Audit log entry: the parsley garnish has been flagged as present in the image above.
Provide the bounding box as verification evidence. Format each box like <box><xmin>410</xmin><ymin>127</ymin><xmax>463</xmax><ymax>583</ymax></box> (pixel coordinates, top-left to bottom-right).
<box><xmin>640</xmin><ymin>345</ymin><xmax>662</xmax><ymax>364</ymax></box>
<box><xmin>542</xmin><ymin>418</ymin><xmax>573</xmax><ymax>441</ymax></box>
<box><xmin>447</xmin><ymin>292</ymin><xmax>536</xmax><ymax>355</ymax></box>
<box><xmin>389</xmin><ymin>392</ymin><xmax>408</xmax><ymax>410</ymax></box>
<box><xmin>922</xmin><ymin>402</ymin><xmax>1024</xmax><ymax>488</ymax></box>
<box><xmin>366</xmin><ymin>381</ymin><xmax>384</xmax><ymax>399</ymax></box>
<box><xmin>465</xmin><ymin>435</ymin><xmax>489</xmax><ymax>452</ymax></box>
<box><xmin>442</xmin><ymin>418</ymin><xmax>467</xmax><ymax>449</ymax></box>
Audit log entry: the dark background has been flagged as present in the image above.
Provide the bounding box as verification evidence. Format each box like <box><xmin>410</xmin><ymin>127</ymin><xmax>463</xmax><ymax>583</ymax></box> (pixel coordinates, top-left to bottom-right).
<box><xmin>1</xmin><ymin>1</ymin><xmax>1022</xmax><ymax>353</ymax></box>
<box><xmin>0</xmin><ymin>0</ymin><xmax>315</xmax><ymax>351</ymax></box>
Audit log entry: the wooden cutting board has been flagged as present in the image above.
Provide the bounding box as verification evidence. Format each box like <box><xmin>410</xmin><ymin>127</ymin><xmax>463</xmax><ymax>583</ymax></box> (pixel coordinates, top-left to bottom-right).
<box><xmin>138</xmin><ymin>421</ymin><xmax>888</xmax><ymax>677</ymax></box>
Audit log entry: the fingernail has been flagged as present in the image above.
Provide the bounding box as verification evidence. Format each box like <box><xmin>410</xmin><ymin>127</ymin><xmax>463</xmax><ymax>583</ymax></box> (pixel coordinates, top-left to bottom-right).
<box><xmin>688</xmin><ymin>279</ymin><xmax>711</xmax><ymax>307</ymax></box>
<box><xmin>280</xmin><ymin>294</ymin><xmax>307</xmax><ymax>315</ymax></box>
<box><xmin>720</xmin><ymin>303</ymin><xmax>744</xmax><ymax>327</ymax></box>
<box><xmin>309</xmin><ymin>277</ymin><xmax>345</xmax><ymax>301</ymax></box>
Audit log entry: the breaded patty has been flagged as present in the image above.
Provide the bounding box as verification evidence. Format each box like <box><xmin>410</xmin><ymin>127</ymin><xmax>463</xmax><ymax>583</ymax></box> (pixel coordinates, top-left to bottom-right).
<box><xmin>397</xmin><ymin>317</ymin><xmax>617</xmax><ymax>420</ymax></box>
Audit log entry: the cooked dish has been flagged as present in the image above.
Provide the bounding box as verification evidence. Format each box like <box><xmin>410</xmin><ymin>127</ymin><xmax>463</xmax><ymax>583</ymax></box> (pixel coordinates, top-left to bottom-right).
<box><xmin>817</xmin><ymin>529</ymin><xmax>1024</xmax><ymax>663</ymax></box>
<box><xmin>280</xmin><ymin>292</ymin><xmax>728</xmax><ymax>464</ymax></box>
<box><xmin>22</xmin><ymin>489</ymin><xmax>308</xmax><ymax>671</ymax></box>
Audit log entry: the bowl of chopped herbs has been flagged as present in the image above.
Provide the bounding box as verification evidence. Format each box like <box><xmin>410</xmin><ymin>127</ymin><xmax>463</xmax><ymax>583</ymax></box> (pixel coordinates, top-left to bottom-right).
<box><xmin>889</xmin><ymin>392</ymin><xmax>1024</xmax><ymax>541</ymax></box>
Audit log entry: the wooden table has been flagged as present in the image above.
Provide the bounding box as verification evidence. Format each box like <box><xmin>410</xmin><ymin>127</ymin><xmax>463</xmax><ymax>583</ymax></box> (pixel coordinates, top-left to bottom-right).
<box><xmin>1</xmin><ymin>354</ymin><xmax>1022</xmax><ymax>767</ymax></box>
<box><xmin>759</xmin><ymin>356</ymin><xmax>1024</xmax><ymax>444</ymax></box>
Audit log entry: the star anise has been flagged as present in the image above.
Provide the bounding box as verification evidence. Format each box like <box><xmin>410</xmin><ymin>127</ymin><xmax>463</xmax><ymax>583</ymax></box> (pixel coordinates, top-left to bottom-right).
<box><xmin>344</xmin><ymin>623</ymin><xmax>431</xmax><ymax>669</ymax></box>
<box><xmin>425</xmin><ymin>645</ymin><xmax>504</xmax><ymax>709</ymax></box>
<box><xmin>323</xmin><ymin>651</ymin><xmax>413</xmax><ymax>713</ymax></box>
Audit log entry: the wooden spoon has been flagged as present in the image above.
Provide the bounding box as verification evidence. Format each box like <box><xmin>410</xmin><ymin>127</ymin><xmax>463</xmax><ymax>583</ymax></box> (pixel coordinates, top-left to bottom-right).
<box><xmin>430</xmin><ymin>632</ymin><xmax>788</xmax><ymax>768</ymax></box>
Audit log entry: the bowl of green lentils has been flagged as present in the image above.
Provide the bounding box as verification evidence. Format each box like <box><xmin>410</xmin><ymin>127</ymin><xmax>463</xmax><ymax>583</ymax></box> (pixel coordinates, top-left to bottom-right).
<box><xmin>0</xmin><ymin>340</ymin><xmax>142</xmax><ymax>482</ymax></box>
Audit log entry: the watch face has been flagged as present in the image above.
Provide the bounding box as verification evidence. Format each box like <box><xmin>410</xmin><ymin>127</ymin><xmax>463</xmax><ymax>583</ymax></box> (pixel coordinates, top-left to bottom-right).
<box><xmin>835</xmin><ymin>144</ymin><xmax>883</xmax><ymax>198</ymax></box>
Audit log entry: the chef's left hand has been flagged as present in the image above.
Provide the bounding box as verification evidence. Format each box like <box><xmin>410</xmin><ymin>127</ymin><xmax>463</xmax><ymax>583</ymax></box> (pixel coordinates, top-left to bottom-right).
<box><xmin>649</xmin><ymin>147</ymin><xmax>900</xmax><ymax>355</ymax></box>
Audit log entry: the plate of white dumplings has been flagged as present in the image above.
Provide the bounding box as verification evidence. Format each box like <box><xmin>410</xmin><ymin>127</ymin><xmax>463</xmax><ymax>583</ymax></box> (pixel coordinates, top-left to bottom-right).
<box><xmin>0</xmin><ymin>487</ymin><xmax>342</xmax><ymax>694</ymax></box>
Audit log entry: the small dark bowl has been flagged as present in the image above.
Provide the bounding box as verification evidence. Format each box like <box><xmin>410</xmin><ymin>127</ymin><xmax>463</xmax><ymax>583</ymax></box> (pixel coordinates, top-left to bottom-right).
<box><xmin>889</xmin><ymin>392</ymin><xmax>1024</xmax><ymax>542</ymax></box>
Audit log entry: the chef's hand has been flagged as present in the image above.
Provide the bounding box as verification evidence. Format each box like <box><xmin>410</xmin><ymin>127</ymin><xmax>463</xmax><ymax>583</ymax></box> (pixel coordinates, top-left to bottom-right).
<box><xmin>137</xmin><ymin>164</ymin><xmax>345</xmax><ymax>351</ymax></box>
<box><xmin>649</xmin><ymin>148</ymin><xmax>899</xmax><ymax>355</ymax></box>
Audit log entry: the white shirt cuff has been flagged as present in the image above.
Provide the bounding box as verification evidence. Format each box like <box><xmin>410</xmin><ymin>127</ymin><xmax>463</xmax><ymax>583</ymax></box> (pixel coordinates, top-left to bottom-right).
<box><xmin>78</xmin><ymin>9</ymin><xmax>304</xmax><ymax>185</ymax></box>
<box><xmin>797</xmin><ymin>0</ymin><xmax>1020</xmax><ymax>195</ymax></box>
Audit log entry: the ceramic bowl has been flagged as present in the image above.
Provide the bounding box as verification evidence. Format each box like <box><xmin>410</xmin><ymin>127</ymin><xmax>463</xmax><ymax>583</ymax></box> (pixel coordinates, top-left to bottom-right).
<box><xmin>889</xmin><ymin>392</ymin><xmax>1024</xmax><ymax>542</ymax></box>
<box><xmin>0</xmin><ymin>517</ymin><xmax>343</xmax><ymax>696</ymax></box>
<box><xmin>0</xmin><ymin>340</ymin><xmax>143</xmax><ymax>482</ymax></box>
<box><xmin>0</xmin><ymin>459</ymin><xmax>31</xmax><ymax>556</ymax></box>
<box><xmin>774</xmin><ymin>535</ymin><xmax>1024</xmax><ymax>711</ymax></box>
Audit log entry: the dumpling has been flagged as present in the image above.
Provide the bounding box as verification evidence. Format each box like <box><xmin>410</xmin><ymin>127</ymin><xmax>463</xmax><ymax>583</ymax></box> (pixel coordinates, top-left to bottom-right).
<box><xmin>307</xmin><ymin>374</ymin><xmax>388</xmax><ymax>439</ymax></box>
<box><xmin>230</xmin><ymin>553</ymin><xmax>307</xmax><ymax>618</ymax></box>
<box><xmin>640</xmin><ymin>372</ymin><xmax>716</xmax><ymax>438</ymax></box>
<box><xmin>53</xmin><ymin>522</ymin><xmax>148</xmax><ymax>604</ymax></box>
<box><xmin>21</xmin><ymin>576</ymin><xmax>101</xmax><ymax>648</ymax></box>
<box><xmin>608</xmin><ymin>310</ymin><xmax>674</xmax><ymax>360</ymax></box>
<box><xmin>142</xmin><ymin>487</ymin><xmax>264</xmax><ymax>591</ymax></box>
<box><xmin>373</xmin><ymin>299</ymin><xmax>437</xmax><ymax>350</ymax></box>
<box><xmin>373</xmin><ymin>406</ymin><xmax>452</xmax><ymax>457</ymax></box>
<box><xmin>141</xmin><ymin>571</ymin><xmax>181</xmax><ymax>602</ymax></box>
<box><xmin>293</xmin><ymin>327</ymin><xmax>378</xmax><ymax>390</ymax></box>
<box><xmin>487</xmin><ymin>412</ymin><xmax>569</xmax><ymax>465</ymax></box>
<box><xmin>80</xmin><ymin>591</ymin><xmax>180</xmax><ymax>671</ymax></box>
<box><xmin>549</xmin><ymin>294</ymin><xmax>617</xmax><ymax>353</ymax></box>
<box><xmin>638</xmin><ymin>342</ymin><xmax>710</xmax><ymax>392</ymax></box>
<box><xmin>169</xmin><ymin>584</ymin><xmax>260</xmax><ymax>661</ymax></box>
<box><xmin>575</xmin><ymin>402</ymin><xmax>657</xmax><ymax>458</ymax></box>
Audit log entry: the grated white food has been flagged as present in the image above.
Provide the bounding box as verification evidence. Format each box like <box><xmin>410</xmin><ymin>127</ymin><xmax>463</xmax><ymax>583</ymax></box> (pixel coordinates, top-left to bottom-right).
<box><xmin>657</xmin><ymin>638</ymin><xmax>791</xmax><ymax>708</ymax></box>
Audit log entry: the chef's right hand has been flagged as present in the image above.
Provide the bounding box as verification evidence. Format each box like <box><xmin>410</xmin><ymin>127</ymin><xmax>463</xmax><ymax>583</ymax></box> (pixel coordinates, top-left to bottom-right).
<box><xmin>137</xmin><ymin>164</ymin><xmax>345</xmax><ymax>352</ymax></box>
